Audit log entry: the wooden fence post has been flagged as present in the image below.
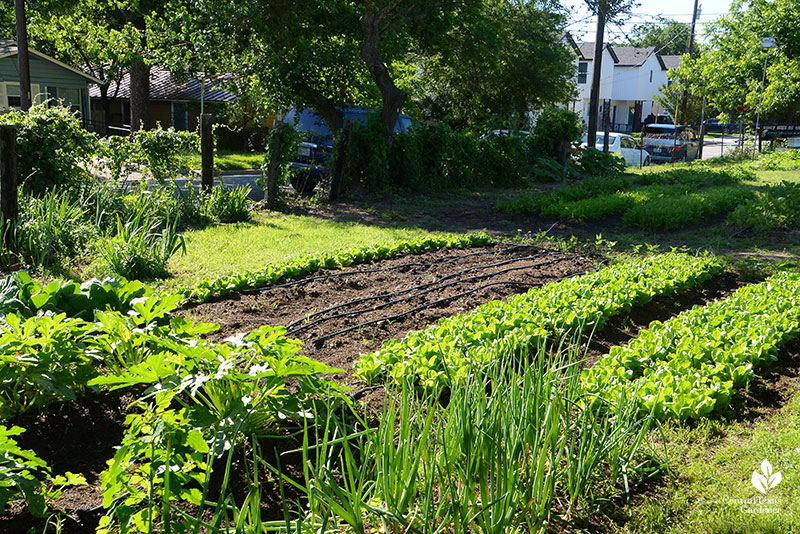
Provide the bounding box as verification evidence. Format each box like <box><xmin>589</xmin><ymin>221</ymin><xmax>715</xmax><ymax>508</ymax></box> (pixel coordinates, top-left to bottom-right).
<box><xmin>0</xmin><ymin>125</ymin><xmax>18</xmax><ymax>247</ymax></box>
<box><xmin>329</xmin><ymin>122</ymin><xmax>352</xmax><ymax>202</ymax></box>
<box><xmin>265</xmin><ymin>134</ymin><xmax>280</xmax><ymax>210</ymax></box>
<box><xmin>201</xmin><ymin>113</ymin><xmax>213</xmax><ymax>193</ymax></box>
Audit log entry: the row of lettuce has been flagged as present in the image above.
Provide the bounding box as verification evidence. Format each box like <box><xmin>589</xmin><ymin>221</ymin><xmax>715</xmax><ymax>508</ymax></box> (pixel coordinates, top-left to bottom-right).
<box><xmin>583</xmin><ymin>271</ymin><xmax>800</xmax><ymax>419</ymax></box>
<box><xmin>357</xmin><ymin>253</ymin><xmax>800</xmax><ymax>421</ymax></box>
<box><xmin>0</xmin><ymin>233</ymin><xmax>492</xmax><ymax>323</ymax></box>
<box><xmin>497</xmin><ymin>164</ymin><xmax>800</xmax><ymax>231</ymax></box>
<box><xmin>355</xmin><ymin>252</ymin><xmax>724</xmax><ymax>389</ymax></box>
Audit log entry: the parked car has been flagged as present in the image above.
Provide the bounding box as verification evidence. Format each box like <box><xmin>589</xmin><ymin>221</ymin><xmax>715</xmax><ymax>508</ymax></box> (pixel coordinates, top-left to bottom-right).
<box><xmin>480</xmin><ymin>129</ymin><xmax>532</xmax><ymax>139</ymax></box>
<box><xmin>702</xmin><ymin>117</ymin><xmax>735</xmax><ymax>134</ymax></box>
<box><xmin>641</xmin><ymin>124</ymin><xmax>700</xmax><ymax>163</ymax></box>
<box><xmin>282</xmin><ymin>106</ymin><xmax>413</xmax><ymax>194</ymax></box>
<box><xmin>580</xmin><ymin>132</ymin><xmax>651</xmax><ymax>167</ymax></box>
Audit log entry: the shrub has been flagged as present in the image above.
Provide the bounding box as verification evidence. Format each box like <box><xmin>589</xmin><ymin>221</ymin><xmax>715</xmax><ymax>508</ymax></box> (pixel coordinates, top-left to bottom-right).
<box><xmin>1</xmin><ymin>104</ymin><xmax>100</xmax><ymax>195</ymax></box>
<box><xmin>728</xmin><ymin>181</ymin><xmax>800</xmax><ymax>229</ymax></box>
<box><xmin>202</xmin><ymin>185</ymin><xmax>252</xmax><ymax>223</ymax></box>
<box><xmin>528</xmin><ymin>106</ymin><xmax>582</xmax><ymax>163</ymax></box>
<box><xmin>475</xmin><ymin>132</ymin><xmax>529</xmax><ymax>187</ymax></box>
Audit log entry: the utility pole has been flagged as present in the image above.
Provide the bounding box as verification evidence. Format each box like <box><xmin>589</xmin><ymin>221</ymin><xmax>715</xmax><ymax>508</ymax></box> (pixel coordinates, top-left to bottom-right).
<box><xmin>14</xmin><ymin>0</ymin><xmax>31</xmax><ymax>111</ymax></box>
<box><xmin>587</xmin><ymin>6</ymin><xmax>606</xmax><ymax>147</ymax></box>
<box><xmin>679</xmin><ymin>0</ymin><xmax>700</xmax><ymax>124</ymax></box>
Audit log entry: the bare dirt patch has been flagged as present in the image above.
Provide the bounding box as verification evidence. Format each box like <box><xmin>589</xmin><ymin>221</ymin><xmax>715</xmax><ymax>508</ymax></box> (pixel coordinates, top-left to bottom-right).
<box><xmin>182</xmin><ymin>244</ymin><xmax>598</xmax><ymax>381</ymax></box>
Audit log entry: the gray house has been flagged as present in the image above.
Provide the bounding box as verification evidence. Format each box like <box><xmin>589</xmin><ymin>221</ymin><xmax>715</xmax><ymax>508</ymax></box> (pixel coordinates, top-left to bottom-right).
<box><xmin>0</xmin><ymin>40</ymin><xmax>99</xmax><ymax>123</ymax></box>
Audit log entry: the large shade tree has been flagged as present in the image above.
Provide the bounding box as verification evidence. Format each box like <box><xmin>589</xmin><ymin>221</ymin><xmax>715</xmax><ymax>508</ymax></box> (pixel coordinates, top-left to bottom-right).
<box><xmin>30</xmin><ymin>0</ymin><xmax>187</xmax><ymax>131</ymax></box>
<box><xmin>413</xmin><ymin>0</ymin><xmax>575</xmax><ymax>128</ymax></box>
<box><xmin>672</xmin><ymin>0</ymin><xmax>800</xmax><ymax>122</ymax></box>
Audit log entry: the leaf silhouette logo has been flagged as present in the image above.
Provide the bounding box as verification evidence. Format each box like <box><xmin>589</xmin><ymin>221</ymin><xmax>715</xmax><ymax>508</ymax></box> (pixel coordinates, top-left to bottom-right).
<box><xmin>751</xmin><ymin>459</ymin><xmax>783</xmax><ymax>495</ymax></box>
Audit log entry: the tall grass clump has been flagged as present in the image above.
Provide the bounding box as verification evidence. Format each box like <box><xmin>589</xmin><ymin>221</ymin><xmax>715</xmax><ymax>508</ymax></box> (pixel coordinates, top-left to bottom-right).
<box><xmin>96</xmin><ymin>203</ymin><xmax>186</xmax><ymax>280</ymax></box>
<box><xmin>13</xmin><ymin>190</ymin><xmax>96</xmax><ymax>271</ymax></box>
<box><xmin>275</xmin><ymin>338</ymin><xmax>662</xmax><ymax>533</ymax></box>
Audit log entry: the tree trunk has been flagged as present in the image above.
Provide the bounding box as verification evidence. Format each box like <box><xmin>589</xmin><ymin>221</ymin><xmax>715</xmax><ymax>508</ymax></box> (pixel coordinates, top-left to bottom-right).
<box><xmin>129</xmin><ymin>57</ymin><xmax>150</xmax><ymax>132</ymax></box>
<box><xmin>14</xmin><ymin>0</ymin><xmax>31</xmax><ymax>111</ymax></box>
<box><xmin>361</xmin><ymin>8</ymin><xmax>406</xmax><ymax>144</ymax></box>
<box><xmin>99</xmin><ymin>84</ymin><xmax>111</xmax><ymax>135</ymax></box>
<box><xmin>587</xmin><ymin>8</ymin><xmax>606</xmax><ymax>147</ymax></box>
<box><xmin>311</xmin><ymin>99</ymin><xmax>343</xmax><ymax>135</ymax></box>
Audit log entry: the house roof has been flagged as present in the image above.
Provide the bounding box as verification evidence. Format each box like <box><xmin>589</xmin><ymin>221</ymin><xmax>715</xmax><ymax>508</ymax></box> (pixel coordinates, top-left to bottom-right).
<box><xmin>0</xmin><ymin>40</ymin><xmax>101</xmax><ymax>84</ymax></box>
<box><xmin>577</xmin><ymin>42</ymin><xmax>620</xmax><ymax>63</ymax></box>
<box><xmin>612</xmin><ymin>46</ymin><xmax>659</xmax><ymax>67</ymax></box>
<box><xmin>89</xmin><ymin>67</ymin><xmax>236</xmax><ymax>103</ymax></box>
<box><xmin>661</xmin><ymin>55</ymin><xmax>683</xmax><ymax>70</ymax></box>
<box><xmin>577</xmin><ymin>42</ymin><xmax>668</xmax><ymax>70</ymax></box>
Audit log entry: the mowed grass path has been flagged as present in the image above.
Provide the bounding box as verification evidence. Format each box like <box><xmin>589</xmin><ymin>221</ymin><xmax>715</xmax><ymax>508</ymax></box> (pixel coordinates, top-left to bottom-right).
<box><xmin>167</xmin><ymin>211</ymin><xmax>437</xmax><ymax>288</ymax></box>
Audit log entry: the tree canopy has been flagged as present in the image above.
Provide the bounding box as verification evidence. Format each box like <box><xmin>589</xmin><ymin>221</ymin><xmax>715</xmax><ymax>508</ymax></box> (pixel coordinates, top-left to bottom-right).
<box><xmin>672</xmin><ymin>0</ymin><xmax>800</xmax><ymax>122</ymax></box>
<box><xmin>624</xmin><ymin>17</ymin><xmax>690</xmax><ymax>55</ymax></box>
<box><xmin>413</xmin><ymin>0</ymin><xmax>575</xmax><ymax>128</ymax></box>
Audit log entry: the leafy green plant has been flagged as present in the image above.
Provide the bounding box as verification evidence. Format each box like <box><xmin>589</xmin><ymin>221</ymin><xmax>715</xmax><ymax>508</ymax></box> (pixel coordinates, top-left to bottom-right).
<box><xmin>583</xmin><ymin>271</ymin><xmax>800</xmax><ymax>420</ymax></box>
<box><xmin>92</xmin><ymin>324</ymin><xmax>345</xmax><ymax>534</ymax></box>
<box><xmin>0</xmin><ymin>312</ymin><xmax>96</xmax><ymax>418</ymax></box>
<box><xmin>98</xmin><ymin>206</ymin><xmax>186</xmax><ymax>280</ymax></box>
<box><xmin>0</xmin><ymin>271</ymin><xmax>149</xmax><ymax>321</ymax></box>
<box><xmin>728</xmin><ymin>181</ymin><xmax>800</xmax><ymax>229</ymax></box>
<box><xmin>14</xmin><ymin>190</ymin><xmax>96</xmax><ymax>270</ymax></box>
<box><xmin>0</xmin><ymin>103</ymin><xmax>100</xmax><ymax>194</ymax></box>
<box><xmin>185</xmin><ymin>232</ymin><xmax>493</xmax><ymax>302</ymax></box>
<box><xmin>631</xmin><ymin>165</ymin><xmax>753</xmax><ymax>187</ymax></box>
<box><xmin>356</xmin><ymin>253</ymin><xmax>724</xmax><ymax>388</ymax></box>
<box><xmin>623</xmin><ymin>186</ymin><xmax>755</xmax><ymax>230</ymax></box>
<box><xmin>202</xmin><ymin>185</ymin><xmax>252</xmax><ymax>223</ymax></box>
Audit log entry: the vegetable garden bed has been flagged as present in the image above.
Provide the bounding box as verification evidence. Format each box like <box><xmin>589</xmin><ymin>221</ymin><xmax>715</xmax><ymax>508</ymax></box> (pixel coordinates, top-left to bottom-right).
<box><xmin>3</xmin><ymin>237</ymin><xmax>800</xmax><ymax>533</ymax></box>
<box><xmin>183</xmin><ymin>243</ymin><xmax>597</xmax><ymax>379</ymax></box>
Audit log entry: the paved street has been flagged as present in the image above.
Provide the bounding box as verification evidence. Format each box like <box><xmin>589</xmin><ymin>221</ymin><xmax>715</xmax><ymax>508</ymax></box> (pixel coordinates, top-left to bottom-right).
<box><xmin>701</xmin><ymin>135</ymin><xmax>743</xmax><ymax>160</ymax></box>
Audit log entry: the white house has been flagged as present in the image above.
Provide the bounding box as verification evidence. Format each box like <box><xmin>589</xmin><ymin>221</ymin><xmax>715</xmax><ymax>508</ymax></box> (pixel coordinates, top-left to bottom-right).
<box><xmin>566</xmin><ymin>38</ymin><xmax>683</xmax><ymax>132</ymax></box>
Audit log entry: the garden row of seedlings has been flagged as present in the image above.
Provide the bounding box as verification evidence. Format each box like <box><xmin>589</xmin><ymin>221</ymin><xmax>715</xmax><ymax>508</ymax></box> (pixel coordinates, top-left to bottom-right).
<box><xmin>2</xmin><ymin>242</ymin><xmax>797</xmax><ymax>532</ymax></box>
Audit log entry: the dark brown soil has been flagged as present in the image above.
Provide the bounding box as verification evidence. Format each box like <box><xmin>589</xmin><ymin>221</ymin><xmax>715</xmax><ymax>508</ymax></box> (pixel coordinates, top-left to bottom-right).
<box><xmin>182</xmin><ymin>244</ymin><xmax>598</xmax><ymax>381</ymax></box>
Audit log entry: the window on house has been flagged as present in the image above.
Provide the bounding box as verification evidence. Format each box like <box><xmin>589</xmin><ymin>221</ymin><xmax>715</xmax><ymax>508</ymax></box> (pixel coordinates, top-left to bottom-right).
<box><xmin>649</xmin><ymin>70</ymin><xmax>653</xmax><ymax>83</ymax></box>
<box><xmin>46</xmin><ymin>86</ymin><xmax>84</xmax><ymax>116</ymax></box>
<box><xmin>172</xmin><ymin>102</ymin><xmax>189</xmax><ymax>131</ymax></box>
<box><xmin>578</xmin><ymin>62</ymin><xmax>588</xmax><ymax>84</ymax></box>
<box><xmin>6</xmin><ymin>84</ymin><xmax>20</xmax><ymax>109</ymax></box>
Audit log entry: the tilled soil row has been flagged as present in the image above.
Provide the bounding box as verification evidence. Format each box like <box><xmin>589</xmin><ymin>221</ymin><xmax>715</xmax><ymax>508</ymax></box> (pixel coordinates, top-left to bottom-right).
<box><xmin>183</xmin><ymin>244</ymin><xmax>598</xmax><ymax>380</ymax></box>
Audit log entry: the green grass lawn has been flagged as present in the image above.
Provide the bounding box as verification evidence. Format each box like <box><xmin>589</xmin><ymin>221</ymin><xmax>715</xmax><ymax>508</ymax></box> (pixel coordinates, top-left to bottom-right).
<box><xmin>185</xmin><ymin>150</ymin><xmax>266</xmax><ymax>171</ymax></box>
<box><xmin>166</xmin><ymin>211</ymin><xmax>439</xmax><ymax>287</ymax></box>
<box><xmin>614</xmin><ymin>388</ymin><xmax>800</xmax><ymax>533</ymax></box>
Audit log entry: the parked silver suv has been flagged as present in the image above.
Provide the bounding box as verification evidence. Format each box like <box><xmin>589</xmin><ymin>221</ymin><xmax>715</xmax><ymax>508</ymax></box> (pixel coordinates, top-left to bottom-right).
<box><xmin>641</xmin><ymin>124</ymin><xmax>699</xmax><ymax>163</ymax></box>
